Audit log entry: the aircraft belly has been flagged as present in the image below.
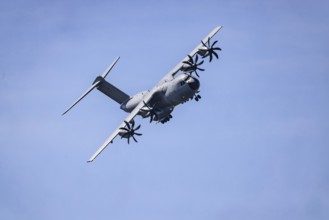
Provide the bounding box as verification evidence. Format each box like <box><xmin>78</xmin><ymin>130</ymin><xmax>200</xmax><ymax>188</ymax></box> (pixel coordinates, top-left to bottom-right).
<box><xmin>166</xmin><ymin>86</ymin><xmax>195</xmax><ymax>106</ymax></box>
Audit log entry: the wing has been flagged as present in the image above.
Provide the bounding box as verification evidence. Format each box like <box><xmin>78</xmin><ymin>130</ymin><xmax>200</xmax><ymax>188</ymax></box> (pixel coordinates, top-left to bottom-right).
<box><xmin>87</xmin><ymin>92</ymin><xmax>153</xmax><ymax>162</ymax></box>
<box><xmin>158</xmin><ymin>26</ymin><xmax>222</xmax><ymax>84</ymax></box>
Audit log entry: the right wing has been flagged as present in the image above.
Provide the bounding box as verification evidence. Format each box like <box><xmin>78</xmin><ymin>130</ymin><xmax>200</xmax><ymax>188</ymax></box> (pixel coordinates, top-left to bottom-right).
<box><xmin>158</xmin><ymin>26</ymin><xmax>222</xmax><ymax>84</ymax></box>
<box><xmin>87</xmin><ymin>91</ymin><xmax>153</xmax><ymax>162</ymax></box>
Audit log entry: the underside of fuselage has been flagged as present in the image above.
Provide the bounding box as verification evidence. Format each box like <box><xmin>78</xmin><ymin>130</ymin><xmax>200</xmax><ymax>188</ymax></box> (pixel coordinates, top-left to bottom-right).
<box><xmin>118</xmin><ymin>74</ymin><xmax>200</xmax><ymax>123</ymax></box>
<box><xmin>94</xmin><ymin>72</ymin><xmax>200</xmax><ymax>123</ymax></box>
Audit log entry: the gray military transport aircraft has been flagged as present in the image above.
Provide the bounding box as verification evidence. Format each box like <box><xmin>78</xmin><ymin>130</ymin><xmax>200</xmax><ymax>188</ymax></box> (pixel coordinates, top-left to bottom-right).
<box><xmin>63</xmin><ymin>26</ymin><xmax>222</xmax><ymax>162</ymax></box>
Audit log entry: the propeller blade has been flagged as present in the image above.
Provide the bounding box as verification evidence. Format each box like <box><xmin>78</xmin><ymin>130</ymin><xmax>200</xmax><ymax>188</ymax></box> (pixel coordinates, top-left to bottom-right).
<box><xmin>62</xmin><ymin>80</ymin><xmax>101</xmax><ymax>115</ymax></box>
<box><xmin>188</xmin><ymin>55</ymin><xmax>193</xmax><ymax>63</ymax></box>
<box><xmin>197</xmin><ymin>60</ymin><xmax>204</xmax><ymax>66</ymax></box>
<box><xmin>201</xmin><ymin>40</ymin><xmax>207</xmax><ymax>47</ymax></box>
<box><xmin>182</xmin><ymin>61</ymin><xmax>192</xmax><ymax>65</ymax></box>
<box><xmin>209</xmin><ymin>52</ymin><xmax>213</xmax><ymax>62</ymax></box>
<box><xmin>213</xmin><ymin>51</ymin><xmax>219</xmax><ymax>59</ymax></box>
<box><xmin>124</xmin><ymin>120</ymin><xmax>131</xmax><ymax>130</ymax></box>
<box><xmin>143</xmin><ymin>101</ymin><xmax>159</xmax><ymax>123</ymax></box>
<box><xmin>134</xmin><ymin>124</ymin><xmax>141</xmax><ymax>131</ymax></box>
<box><xmin>131</xmin><ymin>120</ymin><xmax>135</xmax><ymax>129</ymax></box>
<box><xmin>184</xmin><ymin>74</ymin><xmax>191</xmax><ymax>81</ymax></box>
<box><xmin>211</xmin><ymin>40</ymin><xmax>218</xmax><ymax>48</ymax></box>
<box><xmin>120</xmin><ymin>127</ymin><xmax>130</xmax><ymax>132</ymax></box>
<box><xmin>195</xmin><ymin>54</ymin><xmax>199</xmax><ymax>63</ymax></box>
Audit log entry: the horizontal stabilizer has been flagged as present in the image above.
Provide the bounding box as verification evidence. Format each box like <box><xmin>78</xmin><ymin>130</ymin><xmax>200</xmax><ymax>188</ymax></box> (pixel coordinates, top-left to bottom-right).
<box><xmin>62</xmin><ymin>57</ymin><xmax>120</xmax><ymax>115</ymax></box>
<box><xmin>102</xmin><ymin>57</ymin><xmax>120</xmax><ymax>78</ymax></box>
<box><xmin>62</xmin><ymin>80</ymin><xmax>101</xmax><ymax>115</ymax></box>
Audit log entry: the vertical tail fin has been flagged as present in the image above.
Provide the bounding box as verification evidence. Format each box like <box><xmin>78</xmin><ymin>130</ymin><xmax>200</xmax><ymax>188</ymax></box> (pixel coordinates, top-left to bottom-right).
<box><xmin>97</xmin><ymin>80</ymin><xmax>129</xmax><ymax>104</ymax></box>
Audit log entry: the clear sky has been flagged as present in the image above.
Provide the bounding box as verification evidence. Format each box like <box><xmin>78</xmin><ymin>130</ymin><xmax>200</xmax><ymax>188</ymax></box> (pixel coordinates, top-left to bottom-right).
<box><xmin>1</xmin><ymin>0</ymin><xmax>329</xmax><ymax>219</ymax></box>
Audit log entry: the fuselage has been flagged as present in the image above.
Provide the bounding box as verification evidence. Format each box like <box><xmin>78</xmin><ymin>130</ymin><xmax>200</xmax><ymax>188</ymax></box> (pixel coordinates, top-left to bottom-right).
<box><xmin>120</xmin><ymin>74</ymin><xmax>200</xmax><ymax>121</ymax></box>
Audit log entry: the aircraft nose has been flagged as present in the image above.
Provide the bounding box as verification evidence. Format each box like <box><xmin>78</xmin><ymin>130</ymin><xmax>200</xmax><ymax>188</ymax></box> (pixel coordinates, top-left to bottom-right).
<box><xmin>187</xmin><ymin>77</ymin><xmax>200</xmax><ymax>90</ymax></box>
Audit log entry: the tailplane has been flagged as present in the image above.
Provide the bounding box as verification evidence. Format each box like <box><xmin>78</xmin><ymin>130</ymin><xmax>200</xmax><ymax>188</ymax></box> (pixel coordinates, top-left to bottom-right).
<box><xmin>62</xmin><ymin>57</ymin><xmax>129</xmax><ymax>115</ymax></box>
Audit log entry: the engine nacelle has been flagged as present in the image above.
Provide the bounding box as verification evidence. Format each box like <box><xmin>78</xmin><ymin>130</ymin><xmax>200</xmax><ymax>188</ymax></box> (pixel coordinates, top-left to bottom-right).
<box><xmin>197</xmin><ymin>47</ymin><xmax>209</xmax><ymax>57</ymax></box>
<box><xmin>118</xmin><ymin>130</ymin><xmax>131</xmax><ymax>138</ymax></box>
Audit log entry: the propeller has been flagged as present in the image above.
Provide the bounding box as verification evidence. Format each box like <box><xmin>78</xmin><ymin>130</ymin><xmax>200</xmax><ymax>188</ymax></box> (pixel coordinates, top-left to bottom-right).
<box><xmin>182</xmin><ymin>55</ymin><xmax>204</xmax><ymax>77</ymax></box>
<box><xmin>199</xmin><ymin>37</ymin><xmax>221</xmax><ymax>62</ymax></box>
<box><xmin>119</xmin><ymin>120</ymin><xmax>142</xmax><ymax>144</ymax></box>
<box><xmin>140</xmin><ymin>101</ymin><xmax>159</xmax><ymax>123</ymax></box>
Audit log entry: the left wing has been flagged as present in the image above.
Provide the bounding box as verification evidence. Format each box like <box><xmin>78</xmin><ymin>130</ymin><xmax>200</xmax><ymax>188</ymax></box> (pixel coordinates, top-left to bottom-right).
<box><xmin>158</xmin><ymin>26</ymin><xmax>222</xmax><ymax>84</ymax></box>
<box><xmin>87</xmin><ymin>92</ymin><xmax>153</xmax><ymax>162</ymax></box>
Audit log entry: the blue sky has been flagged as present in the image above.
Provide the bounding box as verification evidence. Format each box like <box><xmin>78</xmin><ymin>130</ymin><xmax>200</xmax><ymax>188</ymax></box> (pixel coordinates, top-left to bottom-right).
<box><xmin>1</xmin><ymin>0</ymin><xmax>329</xmax><ymax>219</ymax></box>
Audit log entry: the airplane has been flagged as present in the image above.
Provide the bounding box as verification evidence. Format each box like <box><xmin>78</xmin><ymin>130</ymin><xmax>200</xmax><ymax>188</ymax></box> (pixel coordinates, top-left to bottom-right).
<box><xmin>63</xmin><ymin>26</ymin><xmax>222</xmax><ymax>162</ymax></box>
